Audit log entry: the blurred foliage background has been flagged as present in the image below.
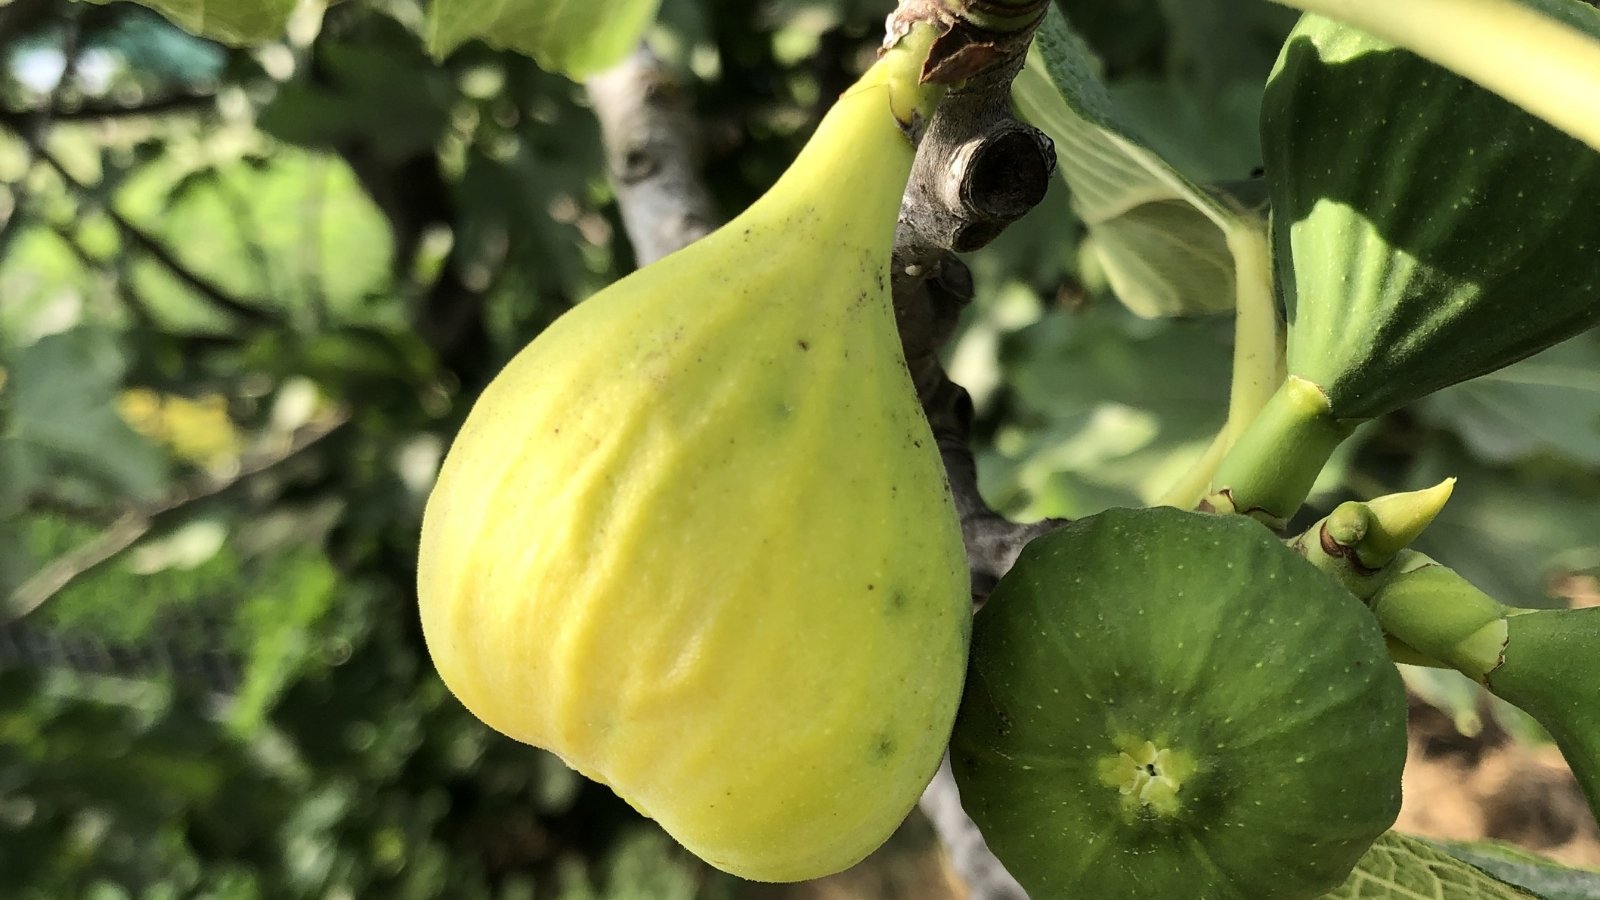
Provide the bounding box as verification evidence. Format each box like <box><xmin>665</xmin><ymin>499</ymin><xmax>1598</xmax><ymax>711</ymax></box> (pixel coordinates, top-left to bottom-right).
<box><xmin>0</xmin><ymin>0</ymin><xmax>1597</xmax><ymax>897</ymax></box>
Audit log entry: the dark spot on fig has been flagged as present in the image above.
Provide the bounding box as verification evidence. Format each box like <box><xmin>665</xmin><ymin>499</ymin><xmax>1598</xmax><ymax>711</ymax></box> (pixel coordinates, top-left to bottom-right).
<box><xmin>797</xmin><ymin>339</ymin><xmax>810</xmax><ymax>351</ymax></box>
<box><xmin>874</xmin><ymin>735</ymin><xmax>896</xmax><ymax>760</ymax></box>
<box><xmin>888</xmin><ymin>590</ymin><xmax>910</xmax><ymax>614</ymax></box>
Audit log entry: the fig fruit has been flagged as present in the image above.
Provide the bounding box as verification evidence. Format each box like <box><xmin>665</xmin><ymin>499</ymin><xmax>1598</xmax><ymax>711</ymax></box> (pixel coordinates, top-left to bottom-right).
<box><xmin>417</xmin><ymin>26</ymin><xmax>968</xmax><ymax>883</ymax></box>
<box><xmin>1268</xmin><ymin>7</ymin><xmax>1600</xmax><ymax>419</ymax></box>
<box><xmin>1208</xmin><ymin>4</ymin><xmax>1600</xmax><ymax>523</ymax></box>
<box><xmin>952</xmin><ymin>507</ymin><xmax>1406</xmax><ymax>900</ymax></box>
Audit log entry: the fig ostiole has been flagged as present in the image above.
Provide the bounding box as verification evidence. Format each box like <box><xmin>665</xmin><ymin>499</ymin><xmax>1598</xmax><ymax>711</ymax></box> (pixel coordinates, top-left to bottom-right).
<box><xmin>417</xmin><ymin>24</ymin><xmax>969</xmax><ymax>883</ymax></box>
<box><xmin>951</xmin><ymin>507</ymin><xmax>1407</xmax><ymax>900</ymax></box>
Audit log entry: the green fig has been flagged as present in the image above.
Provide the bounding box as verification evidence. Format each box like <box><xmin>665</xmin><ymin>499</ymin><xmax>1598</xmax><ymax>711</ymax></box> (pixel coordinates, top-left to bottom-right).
<box><xmin>1271</xmin><ymin>5</ymin><xmax>1600</xmax><ymax>417</ymax></box>
<box><xmin>1208</xmin><ymin>3</ymin><xmax>1600</xmax><ymax>524</ymax></box>
<box><xmin>416</xmin><ymin>26</ymin><xmax>969</xmax><ymax>883</ymax></box>
<box><xmin>952</xmin><ymin>507</ymin><xmax>1407</xmax><ymax>900</ymax></box>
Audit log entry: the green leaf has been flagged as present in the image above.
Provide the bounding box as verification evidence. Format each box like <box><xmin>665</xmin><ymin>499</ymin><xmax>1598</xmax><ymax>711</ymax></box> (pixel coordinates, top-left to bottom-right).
<box><xmin>1419</xmin><ymin>334</ymin><xmax>1600</xmax><ymax>467</ymax></box>
<box><xmin>1323</xmin><ymin>832</ymin><xmax>1539</xmax><ymax>899</ymax></box>
<box><xmin>0</xmin><ymin>329</ymin><xmax>168</xmax><ymax>505</ymax></box>
<box><xmin>1430</xmin><ymin>838</ymin><xmax>1600</xmax><ymax>899</ymax></box>
<box><xmin>116</xmin><ymin>148</ymin><xmax>396</xmax><ymax>330</ymax></box>
<box><xmin>1013</xmin><ymin>5</ymin><xmax>1243</xmax><ymax>318</ymax></box>
<box><xmin>260</xmin><ymin>25</ymin><xmax>454</xmax><ymax>162</ymax></box>
<box><xmin>978</xmin><ymin>306</ymin><xmax>1233</xmax><ymax>520</ymax></box>
<box><xmin>1110</xmin><ymin>77</ymin><xmax>1271</xmax><ymax>184</ymax></box>
<box><xmin>426</xmin><ymin>0</ymin><xmax>664</xmax><ymax>79</ymax></box>
<box><xmin>1402</xmin><ymin>446</ymin><xmax>1600</xmax><ymax>607</ymax></box>
<box><xmin>85</xmin><ymin>0</ymin><xmax>297</xmax><ymax>46</ymax></box>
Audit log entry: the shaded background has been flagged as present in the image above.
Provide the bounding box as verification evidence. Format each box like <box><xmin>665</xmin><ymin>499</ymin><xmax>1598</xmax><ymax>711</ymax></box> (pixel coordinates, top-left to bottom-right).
<box><xmin>0</xmin><ymin>0</ymin><xmax>1597</xmax><ymax>896</ymax></box>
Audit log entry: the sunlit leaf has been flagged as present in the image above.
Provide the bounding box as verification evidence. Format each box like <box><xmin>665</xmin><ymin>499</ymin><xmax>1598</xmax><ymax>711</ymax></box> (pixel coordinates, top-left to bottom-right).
<box><xmin>1420</xmin><ymin>333</ymin><xmax>1600</xmax><ymax>467</ymax></box>
<box><xmin>86</xmin><ymin>0</ymin><xmax>297</xmax><ymax>46</ymax></box>
<box><xmin>1014</xmin><ymin>6</ymin><xmax>1244</xmax><ymax>318</ymax></box>
<box><xmin>426</xmin><ymin>0</ymin><xmax>663</xmax><ymax>79</ymax></box>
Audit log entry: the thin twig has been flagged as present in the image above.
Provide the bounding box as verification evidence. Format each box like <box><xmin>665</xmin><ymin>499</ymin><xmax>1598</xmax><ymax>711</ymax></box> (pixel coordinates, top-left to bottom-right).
<box><xmin>5</xmin><ymin>412</ymin><xmax>350</xmax><ymax>624</ymax></box>
<box><xmin>6</xmin><ymin>130</ymin><xmax>277</xmax><ymax>328</ymax></box>
<box><xmin>0</xmin><ymin>5</ymin><xmax>82</xmax><ymax>255</ymax></box>
<box><xmin>0</xmin><ymin>93</ymin><xmax>217</xmax><ymax>126</ymax></box>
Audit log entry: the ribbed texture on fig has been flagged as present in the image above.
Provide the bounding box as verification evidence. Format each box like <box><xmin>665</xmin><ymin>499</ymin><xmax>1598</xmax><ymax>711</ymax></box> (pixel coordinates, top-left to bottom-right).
<box><xmin>1264</xmin><ymin>6</ymin><xmax>1600</xmax><ymax>418</ymax></box>
<box><xmin>952</xmin><ymin>507</ymin><xmax>1407</xmax><ymax>900</ymax></box>
<box><xmin>417</xmin><ymin>31</ymin><xmax>968</xmax><ymax>883</ymax></box>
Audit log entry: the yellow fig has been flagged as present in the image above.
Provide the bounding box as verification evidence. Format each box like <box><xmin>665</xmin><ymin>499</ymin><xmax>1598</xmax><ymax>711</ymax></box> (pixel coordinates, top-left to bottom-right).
<box><xmin>417</xmin><ymin>25</ymin><xmax>968</xmax><ymax>883</ymax></box>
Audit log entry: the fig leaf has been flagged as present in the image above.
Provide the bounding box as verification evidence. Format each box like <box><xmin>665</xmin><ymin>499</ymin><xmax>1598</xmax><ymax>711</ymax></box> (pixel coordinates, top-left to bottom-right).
<box><xmin>84</xmin><ymin>0</ymin><xmax>295</xmax><ymax>46</ymax></box>
<box><xmin>1324</xmin><ymin>832</ymin><xmax>1541</xmax><ymax>899</ymax></box>
<box><xmin>1015</xmin><ymin>6</ymin><xmax>1246</xmax><ymax>319</ymax></box>
<box><xmin>426</xmin><ymin>0</ymin><xmax>662</xmax><ymax>79</ymax></box>
<box><xmin>1428</xmin><ymin>837</ymin><xmax>1600</xmax><ymax>900</ymax></box>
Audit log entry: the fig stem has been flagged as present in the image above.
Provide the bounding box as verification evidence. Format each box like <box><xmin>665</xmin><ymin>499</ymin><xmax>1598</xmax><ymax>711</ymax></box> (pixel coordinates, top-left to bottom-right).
<box><xmin>1154</xmin><ymin>222</ymin><xmax>1282</xmax><ymax>511</ymax></box>
<box><xmin>1222</xmin><ymin>223</ymin><xmax>1283</xmax><ymax>450</ymax></box>
<box><xmin>1156</xmin><ymin>427</ymin><xmax>1230</xmax><ymax>511</ymax></box>
<box><xmin>1487</xmin><ymin>607</ymin><xmax>1600</xmax><ymax>823</ymax></box>
<box><xmin>1368</xmin><ymin>553</ymin><xmax>1509</xmax><ymax>682</ymax></box>
<box><xmin>1202</xmin><ymin>375</ymin><xmax>1355</xmax><ymax>527</ymax></box>
<box><xmin>1266</xmin><ymin>0</ymin><xmax>1600</xmax><ymax>154</ymax></box>
<box><xmin>1378</xmin><ymin>568</ymin><xmax>1600</xmax><ymax>826</ymax></box>
<box><xmin>887</xmin><ymin>0</ymin><xmax>1048</xmax><ymax>85</ymax></box>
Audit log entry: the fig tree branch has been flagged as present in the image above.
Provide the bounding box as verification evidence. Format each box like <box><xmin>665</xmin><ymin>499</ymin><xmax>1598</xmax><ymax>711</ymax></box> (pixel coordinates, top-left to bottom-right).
<box><xmin>4</xmin><ymin>412</ymin><xmax>350</xmax><ymax>624</ymax></box>
<box><xmin>4</xmin><ymin>133</ymin><xmax>278</xmax><ymax>329</ymax></box>
<box><xmin>885</xmin><ymin>4</ymin><xmax>1062</xmax><ymax>897</ymax></box>
<box><xmin>884</xmin><ymin>0</ymin><xmax>1063</xmax><ymax>601</ymax></box>
<box><xmin>585</xmin><ymin>48</ymin><xmax>717</xmax><ymax>266</ymax></box>
<box><xmin>0</xmin><ymin>94</ymin><xmax>216</xmax><ymax>125</ymax></box>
